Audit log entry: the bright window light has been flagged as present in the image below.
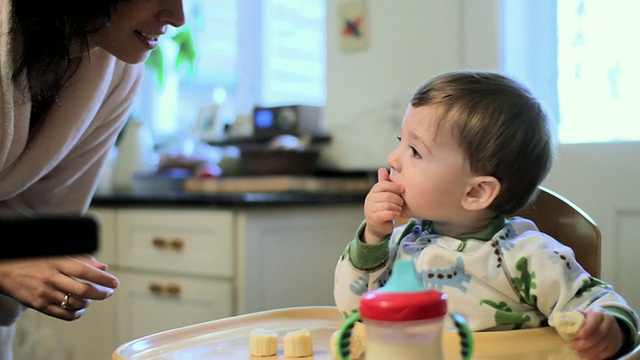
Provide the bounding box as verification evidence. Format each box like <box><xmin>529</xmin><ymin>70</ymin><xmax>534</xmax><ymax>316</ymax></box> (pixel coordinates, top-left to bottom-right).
<box><xmin>557</xmin><ymin>0</ymin><xmax>640</xmax><ymax>143</ymax></box>
<box><xmin>502</xmin><ymin>0</ymin><xmax>640</xmax><ymax>144</ymax></box>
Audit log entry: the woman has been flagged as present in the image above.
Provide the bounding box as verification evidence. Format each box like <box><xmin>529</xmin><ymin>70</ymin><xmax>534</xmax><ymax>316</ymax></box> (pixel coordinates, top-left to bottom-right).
<box><xmin>0</xmin><ymin>0</ymin><xmax>185</xmax><ymax>358</ymax></box>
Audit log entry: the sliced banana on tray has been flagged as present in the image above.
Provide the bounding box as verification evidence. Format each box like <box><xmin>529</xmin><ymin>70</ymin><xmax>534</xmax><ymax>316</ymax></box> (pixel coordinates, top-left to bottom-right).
<box><xmin>249</xmin><ymin>328</ymin><xmax>279</xmax><ymax>357</ymax></box>
<box><xmin>283</xmin><ymin>328</ymin><xmax>314</xmax><ymax>357</ymax></box>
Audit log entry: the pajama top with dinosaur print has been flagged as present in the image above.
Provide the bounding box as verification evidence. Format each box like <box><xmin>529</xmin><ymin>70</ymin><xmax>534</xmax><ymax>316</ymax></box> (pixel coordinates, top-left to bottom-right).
<box><xmin>334</xmin><ymin>216</ymin><xmax>639</xmax><ymax>351</ymax></box>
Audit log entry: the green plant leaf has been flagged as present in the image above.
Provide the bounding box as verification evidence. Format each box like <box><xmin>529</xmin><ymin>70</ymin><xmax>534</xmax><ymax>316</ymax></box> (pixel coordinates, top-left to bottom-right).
<box><xmin>172</xmin><ymin>26</ymin><xmax>198</xmax><ymax>80</ymax></box>
<box><xmin>144</xmin><ymin>26</ymin><xmax>197</xmax><ymax>88</ymax></box>
<box><xmin>146</xmin><ymin>47</ymin><xmax>166</xmax><ymax>87</ymax></box>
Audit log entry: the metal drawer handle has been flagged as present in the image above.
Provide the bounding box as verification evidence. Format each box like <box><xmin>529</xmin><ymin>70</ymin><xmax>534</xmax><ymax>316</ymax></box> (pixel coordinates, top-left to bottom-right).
<box><xmin>148</xmin><ymin>282</ymin><xmax>182</xmax><ymax>297</ymax></box>
<box><xmin>152</xmin><ymin>237</ymin><xmax>185</xmax><ymax>251</ymax></box>
<box><xmin>167</xmin><ymin>284</ymin><xmax>182</xmax><ymax>296</ymax></box>
<box><xmin>170</xmin><ymin>238</ymin><xmax>185</xmax><ymax>250</ymax></box>
<box><xmin>152</xmin><ymin>237</ymin><xmax>168</xmax><ymax>248</ymax></box>
<box><xmin>149</xmin><ymin>282</ymin><xmax>163</xmax><ymax>294</ymax></box>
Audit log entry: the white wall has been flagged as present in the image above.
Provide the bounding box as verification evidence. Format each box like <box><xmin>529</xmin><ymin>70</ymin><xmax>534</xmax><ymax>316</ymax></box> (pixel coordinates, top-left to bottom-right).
<box><xmin>321</xmin><ymin>0</ymin><xmax>501</xmax><ymax>170</ymax></box>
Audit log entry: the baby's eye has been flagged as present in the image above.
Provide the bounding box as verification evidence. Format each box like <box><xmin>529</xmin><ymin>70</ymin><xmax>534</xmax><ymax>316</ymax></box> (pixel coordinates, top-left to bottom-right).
<box><xmin>395</xmin><ymin>135</ymin><xmax>402</xmax><ymax>142</ymax></box>
<box><xmin>410</xmin><ymin>146</ymin><xmax>422</xmax><ymax>158</ymax></box>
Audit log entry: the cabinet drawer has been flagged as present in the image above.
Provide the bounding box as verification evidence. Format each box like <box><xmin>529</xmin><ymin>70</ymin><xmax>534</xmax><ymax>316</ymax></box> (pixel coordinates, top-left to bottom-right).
<box><xmin>116</xmin><ymin>271</ymin><xmax>234</xmax><ymax>342</ymax></box>
<box><xmin>116</xmin><ymin>209</ymin><xmax>234</xmax><ymax>277</ymax></box>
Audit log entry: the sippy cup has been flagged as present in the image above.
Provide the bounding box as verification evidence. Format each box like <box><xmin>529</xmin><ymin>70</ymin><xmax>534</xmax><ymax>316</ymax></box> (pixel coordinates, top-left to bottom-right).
<box><xmin>337</xmin><ymin>259</ymin><xmax>473</xmax><ymax>360</ymax></box>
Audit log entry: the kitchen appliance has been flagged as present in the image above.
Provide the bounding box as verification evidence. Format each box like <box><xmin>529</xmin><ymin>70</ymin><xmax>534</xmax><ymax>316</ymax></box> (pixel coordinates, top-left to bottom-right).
<box><xmin>252</xmin><ymin>105</ymin><xmax>322</xmax><ymax>140</ymax></box>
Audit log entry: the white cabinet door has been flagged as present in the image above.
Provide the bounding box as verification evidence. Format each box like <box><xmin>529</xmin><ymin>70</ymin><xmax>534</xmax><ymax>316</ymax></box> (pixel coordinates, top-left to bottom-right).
<box><xmin>116</xmin><ymin>271</ymin><xmax>234</xmax><ymax>342</ymax></box>
<box><xmin>236</xmin><ymin>205</ymin><xmax>363</xmax><ymax>313</ymax></box>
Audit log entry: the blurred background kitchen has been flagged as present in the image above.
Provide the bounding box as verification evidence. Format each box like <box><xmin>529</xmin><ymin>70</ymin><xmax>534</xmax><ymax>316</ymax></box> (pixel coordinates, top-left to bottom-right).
<box><xmin>14</xmin><ymin>1</ymin><xmax>640</xmax><ymax>359</ymax></box>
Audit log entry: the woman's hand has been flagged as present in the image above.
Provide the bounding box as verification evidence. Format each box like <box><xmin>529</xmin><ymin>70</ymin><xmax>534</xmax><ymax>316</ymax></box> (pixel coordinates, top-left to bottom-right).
<box><xmin>0</xmin><ymin>254</ymin><xmax>119</xmax><ymax>321</ymax></box>
<box><xmin>569</xmin><ymin>307</ymin><xmax>625</xmax><ymax>360</ymax></box>
<box><xmin>362</xmin><ymin>168</ymin><xmax>404</xmax><ymax>244</ymax></box>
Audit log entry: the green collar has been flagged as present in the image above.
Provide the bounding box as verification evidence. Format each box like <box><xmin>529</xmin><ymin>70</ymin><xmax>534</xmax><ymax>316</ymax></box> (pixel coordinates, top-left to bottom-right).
<box><xmin>456</xmin><ymin>215</ymin><xmax>506</xmax><ymax>241</ymax></box>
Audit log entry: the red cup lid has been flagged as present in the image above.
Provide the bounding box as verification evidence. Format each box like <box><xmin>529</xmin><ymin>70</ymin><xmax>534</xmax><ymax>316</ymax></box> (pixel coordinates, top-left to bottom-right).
<box><xmin>359</xmin><ymin>289</ymin><xmax>448</xmax><ymax>321</ymax></box>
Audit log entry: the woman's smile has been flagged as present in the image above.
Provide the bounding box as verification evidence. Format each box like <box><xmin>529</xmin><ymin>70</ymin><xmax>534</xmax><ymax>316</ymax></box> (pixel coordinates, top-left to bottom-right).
<box><xmin>133</xmin><ymin>29</ymin><xmax>164</xmax><ymax>49</ymax></box>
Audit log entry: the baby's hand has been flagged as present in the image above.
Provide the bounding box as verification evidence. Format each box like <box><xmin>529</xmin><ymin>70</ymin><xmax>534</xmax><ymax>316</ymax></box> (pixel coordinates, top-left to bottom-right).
<box><xmin>566</xmin><ymin>307</ymin><xmax>624</xmax><ymax>360</ymax></box>
<box><xmin>362</xmin><ymin>168</ymin><xmax>404</xmax><ymax>244</ymax></box>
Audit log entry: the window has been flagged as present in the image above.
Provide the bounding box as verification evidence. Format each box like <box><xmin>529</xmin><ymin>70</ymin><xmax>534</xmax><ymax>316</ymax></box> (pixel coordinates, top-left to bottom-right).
<box><xmin>130</xmin><ymin>0</ymin><xmax>326</xmax><ymax>146</ymax></box>
<box><xmin>259</xmin><ymin>1</ymin><xmax>326</xmax><ymax>106</ymax></box>
<box><xmin>501</xmin><ymin>0</ymin><xmax>640</xmax><ymax>144</ymax></box>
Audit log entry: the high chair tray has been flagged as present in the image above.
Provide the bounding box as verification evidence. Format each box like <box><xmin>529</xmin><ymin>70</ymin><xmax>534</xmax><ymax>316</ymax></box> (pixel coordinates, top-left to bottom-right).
<box><xmin>113</xmin><ymin>306</ymin><xmax>345</xmax><ymax>360</ymax></box>
<box><xmin>112</xmin><ymin>306</ymin><xmax>581</xmax><ymax>360</ymax></box>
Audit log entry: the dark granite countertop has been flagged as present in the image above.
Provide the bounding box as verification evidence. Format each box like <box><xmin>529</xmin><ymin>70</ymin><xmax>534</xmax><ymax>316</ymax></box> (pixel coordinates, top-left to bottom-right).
<box><xmin>91</xmin><ymin>171</ymin><xmax>374</xmax><ymax>208</ymax></box>
<box><xmin>91</xmin><ymin>190</ymin><xmax>367</xmax><ymax>208</ymax></box>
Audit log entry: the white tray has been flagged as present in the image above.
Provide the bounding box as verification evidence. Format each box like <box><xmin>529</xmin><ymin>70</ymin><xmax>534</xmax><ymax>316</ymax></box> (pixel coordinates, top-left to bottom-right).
<box><xmin>113</xmin><ymin>306</ymin><xmax>582</xmax><ymax>360</ymax></box>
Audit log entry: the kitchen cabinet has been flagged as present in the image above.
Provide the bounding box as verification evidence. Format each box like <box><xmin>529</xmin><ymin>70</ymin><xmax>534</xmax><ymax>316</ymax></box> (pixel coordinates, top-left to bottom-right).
<box><xmin>236</xmin><ymin>206</ymin><xmax>364</xmax><ymax>313</ymax></box>
<box><xmin>113</xmin><ymin>209</ymin><xmax>236</xmax><ymax>342</ymax></box>
<box><xmin>16</xmin><ymin>203</ymin><xmax>363</xmax><ymax>360</ymax></box>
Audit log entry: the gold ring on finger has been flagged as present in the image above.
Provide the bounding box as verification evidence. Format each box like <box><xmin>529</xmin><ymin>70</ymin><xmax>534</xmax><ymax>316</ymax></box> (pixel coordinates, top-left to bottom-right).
<box><xmin>61</xmin><ymin>293</ymin><xmax>72</xmax><ymax>311</ymax></box>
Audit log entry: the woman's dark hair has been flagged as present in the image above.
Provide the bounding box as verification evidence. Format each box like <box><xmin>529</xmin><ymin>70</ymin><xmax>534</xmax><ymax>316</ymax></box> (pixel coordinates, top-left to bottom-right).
<box><xmin>10</xmin><ymin>0</ymin><xmax>120</xmax><ymax>122</ymax></box>
<box><xmin>411</xmin><ymin>71</ymin><xmax>555</xmax><ymax>214</ymax></box>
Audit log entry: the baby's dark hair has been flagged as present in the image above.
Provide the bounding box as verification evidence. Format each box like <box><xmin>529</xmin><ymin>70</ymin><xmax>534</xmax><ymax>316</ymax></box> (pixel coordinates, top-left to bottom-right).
<box><xmin>411</xmin><ymin>71</ymin><xmax>555</xmax><ymax>214</ymax></box>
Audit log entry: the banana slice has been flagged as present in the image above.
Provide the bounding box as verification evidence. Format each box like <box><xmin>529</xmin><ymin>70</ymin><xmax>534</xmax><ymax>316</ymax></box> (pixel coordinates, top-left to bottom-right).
<box><xmin>249</xmin><ymin>328</ymin><xmax>279</xmax><ymax>357</ymax></box>
<box><xmin>329</xmin><ymin>322</ymin><xmax>366</xmax><ymax>359</ymax></box>
<box><xmin>352</xmin><ymin>321</ymin><xmax>367</xmax><ymax>348</ymax></box>
<box><xmin>548</xmin><ymin>310</ymin><xmax>585</xmax><ymax>341</ymax></box>
<box><xmin>283</xmin><ymin>328</ymin><xmax>314</xmax><ymax>357</ymax></box>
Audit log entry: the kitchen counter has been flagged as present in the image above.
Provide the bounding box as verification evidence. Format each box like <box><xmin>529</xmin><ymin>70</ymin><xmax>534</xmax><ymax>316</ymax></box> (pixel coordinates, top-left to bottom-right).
<box><xmin>92</xmin><ymin>189</ymin><xmax>367</xmax><ymax>208</ymax></box>
<box><xmin>92</xmin><ymin>173</ymin><xmax>373</xmax><ymax>208</ymax></box>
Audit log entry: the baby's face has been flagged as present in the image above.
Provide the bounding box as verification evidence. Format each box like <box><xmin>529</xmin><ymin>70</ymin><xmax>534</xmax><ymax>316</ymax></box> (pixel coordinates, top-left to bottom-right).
<box><xmin>386</xmin><ymin>105</ymin><xmax>474</xmax><ymax>222</ymax></box>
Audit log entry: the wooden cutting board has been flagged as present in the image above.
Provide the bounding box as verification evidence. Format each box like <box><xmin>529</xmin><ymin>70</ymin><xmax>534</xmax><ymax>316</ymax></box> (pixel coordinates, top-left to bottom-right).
<box><xmin>184</xmin><ymin>176</ymin><xmax>373</xmax><ymax>194</ymax></box>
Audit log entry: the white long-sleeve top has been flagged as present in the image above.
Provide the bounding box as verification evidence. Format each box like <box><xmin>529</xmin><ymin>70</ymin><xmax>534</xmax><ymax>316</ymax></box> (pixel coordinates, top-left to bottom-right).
<box><xmin>334</xmin><ymin>216</ymin><xmax>640</xmax><ymax>353</ymax></box>
<box><xmin>0</xmin><ymin>0</ymin><xmax>143</xmax><ymax>352</ymax></box>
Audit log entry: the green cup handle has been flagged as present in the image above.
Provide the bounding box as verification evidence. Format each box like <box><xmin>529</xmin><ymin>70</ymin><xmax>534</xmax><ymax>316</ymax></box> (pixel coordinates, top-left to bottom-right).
<box><xmin>450</xmin><ymin>312</ymin><xmax>474</xmax><ymax>360</ymax></box>
<box><xmin>336</xmin><ymin>311</ymin><xmax>474</xmax><ymax>360</ymax></box>
<box><xmin>336</xmin><ymin>312</ymin><xmax>363</xmax><ymax>360</ymax></box>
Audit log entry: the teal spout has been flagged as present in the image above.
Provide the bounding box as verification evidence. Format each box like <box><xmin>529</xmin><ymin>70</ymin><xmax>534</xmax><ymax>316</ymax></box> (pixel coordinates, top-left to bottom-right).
<box><xmin>379</xmin><ymin>259</ymin><xmax>426</xmax><ymax>293</ymax></box>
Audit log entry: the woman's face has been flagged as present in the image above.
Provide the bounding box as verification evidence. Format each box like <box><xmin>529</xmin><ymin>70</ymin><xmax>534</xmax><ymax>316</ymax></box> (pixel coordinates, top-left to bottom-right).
<box><xmin>87</xmin><ymin>0</ymin><xmax>185</xmax><ymax>64</ymax></box>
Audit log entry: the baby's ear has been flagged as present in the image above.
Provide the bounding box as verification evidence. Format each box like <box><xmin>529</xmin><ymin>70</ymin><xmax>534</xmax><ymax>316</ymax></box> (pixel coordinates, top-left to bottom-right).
<box><xmin>462</xmin><ymin>176</ymin><xmax>500</xmax><ymax>211</ymax></box>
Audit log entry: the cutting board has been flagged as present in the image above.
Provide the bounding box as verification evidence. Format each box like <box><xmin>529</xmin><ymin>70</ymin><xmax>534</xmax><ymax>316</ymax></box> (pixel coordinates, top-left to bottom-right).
<box><xmin>183</xmin><ymin>176</ymin><xmax>373</xmax><ymax>194</ymax></box>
